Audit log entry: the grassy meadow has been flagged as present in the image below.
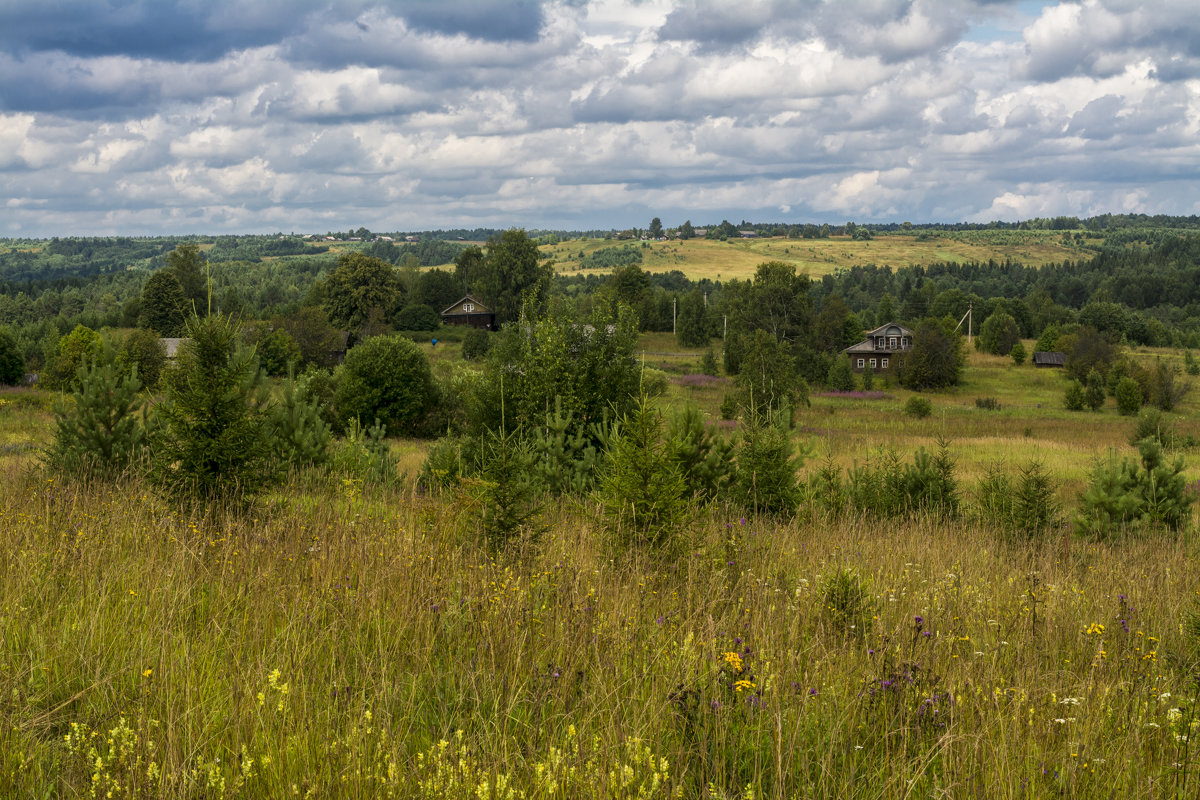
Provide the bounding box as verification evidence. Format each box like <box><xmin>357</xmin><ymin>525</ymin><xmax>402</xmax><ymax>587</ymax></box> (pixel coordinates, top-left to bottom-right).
<box><xmin>543</xmin><ymin>231</ymin><xmax>1093</xmax><ymax>282</ymax></box>
<box><xmin>2</xmin><ymin>335</ymin><xmax>1200</xmax><ymax>798</ymax></box>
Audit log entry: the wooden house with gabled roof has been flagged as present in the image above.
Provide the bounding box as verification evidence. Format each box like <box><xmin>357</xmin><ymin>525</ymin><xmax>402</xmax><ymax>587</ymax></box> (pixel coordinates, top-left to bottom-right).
<box><xmin>841</xmin><ymin>322</ymin><xmax>914</xmax><ymax>372</ymax></box>
<box><xmin>440</xmin><ymin>295</ymin><xmax>496</xmax><ymax>330</ymax></box>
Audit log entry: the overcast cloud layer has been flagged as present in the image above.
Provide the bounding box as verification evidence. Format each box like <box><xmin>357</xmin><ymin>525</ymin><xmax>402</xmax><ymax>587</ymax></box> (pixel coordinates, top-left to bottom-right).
<box><xmin>1</xmin><ymin>0</ymin><xmax>1198</xmax><ymax>235</ymax></box>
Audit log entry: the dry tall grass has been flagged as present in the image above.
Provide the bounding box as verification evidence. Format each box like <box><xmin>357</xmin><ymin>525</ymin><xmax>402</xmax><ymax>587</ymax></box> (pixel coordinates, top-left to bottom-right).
<box><xmin>3</xmin><ymin>457</ymin><xmax>1198</xmax><ymax>798</ymax></box>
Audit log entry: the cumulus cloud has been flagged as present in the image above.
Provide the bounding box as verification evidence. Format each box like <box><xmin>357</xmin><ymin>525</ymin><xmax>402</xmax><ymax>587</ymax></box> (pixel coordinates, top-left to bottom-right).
<box><xmin>0</xmin><ymin>0</ymin><xmax>1198</xmax><ymax>235</ymax></box>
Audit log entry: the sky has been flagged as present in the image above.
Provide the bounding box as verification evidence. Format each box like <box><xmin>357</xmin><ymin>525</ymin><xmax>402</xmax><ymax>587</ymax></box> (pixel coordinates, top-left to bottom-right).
<box><xmin>0</xmin><ymin>0</ymin><xmax>1198</xmax><ymax>236</ymax></box>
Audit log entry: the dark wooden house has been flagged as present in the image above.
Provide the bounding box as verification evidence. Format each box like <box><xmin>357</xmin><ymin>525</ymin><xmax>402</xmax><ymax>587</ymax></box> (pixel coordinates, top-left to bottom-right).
<box><xmin>440</xmin><ymin>295</ymin><xmax>496</xmax><ymax>330</ymax></box>
<box><xmin>841</xmin><ymin>322</ymin><xmax>914</xmax><ymax>372</ymax></box>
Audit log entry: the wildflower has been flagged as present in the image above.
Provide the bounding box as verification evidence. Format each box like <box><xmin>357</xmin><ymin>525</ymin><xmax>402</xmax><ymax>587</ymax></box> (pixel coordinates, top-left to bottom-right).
<box><xmin>733</xmin><ymin>680</ymin><xmax>756</xmax><ymax>693</ymax></box>
<box><xmin>142</xmin><ymin>668</ymin><xmax>153</xmax><ymax>678</ymax></box>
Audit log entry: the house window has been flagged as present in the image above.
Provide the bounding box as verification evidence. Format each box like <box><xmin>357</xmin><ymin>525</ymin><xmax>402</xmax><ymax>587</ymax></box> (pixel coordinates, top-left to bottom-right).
<box><xmin>857</xmin><ymin>359</ymin><xmax>864</xmax><ymax>368</ymax></box>
<box><xmin>882</xmin><ymin>358</ymin><xmax>889</xmax><ymax>369</ymax></box>
<box><xmin>463</xmin><ymin>303</ymin><xmax>474</xmax><ymax>312</ymax></box>
<box><xmin>889</xmin><ymin>337</ymin><xmax>897</xmax><ymax>349</ymax></box>
<box><xmin>869</xmin><ymin>358</ymin><xmax>877</xmax><ymax>368</ymax></box>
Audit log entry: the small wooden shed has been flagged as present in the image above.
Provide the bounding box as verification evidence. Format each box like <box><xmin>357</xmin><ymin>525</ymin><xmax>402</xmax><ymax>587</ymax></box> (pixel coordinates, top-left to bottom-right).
<box><xmin>1032</xmin><ymin>351</ymin><xmax>1066</xmax><ymax>368</ymax></box>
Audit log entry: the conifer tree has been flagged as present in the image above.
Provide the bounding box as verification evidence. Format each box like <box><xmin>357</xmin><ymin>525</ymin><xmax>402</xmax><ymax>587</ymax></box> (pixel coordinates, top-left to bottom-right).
<box><xmin>45</xmin><ymin>339</ymin><xmax>145</xmax><ymax>480</ymax></box>
<box><xmin>734</xmin><ymin>406</ymin><xmax>801</xmax><ymax>516</ymax></box>
<box><xmin>150</xmin><ymin>314</ymin><xmax>273</xmax><ymax>499</ymax></box>
<box><xmin>270</xmin><ymin>367</ymin><xmax>331</xmax><ymax>467</ymax></box>
<box><xmin>1084</xmin><ymin>368</ymin><xmax>1106</xmax><ymax>411</ymax></box>
<box><xmin>601</xmin><ymin>390</ymin><xmax>688</xmax><ymax>547</ymax></box>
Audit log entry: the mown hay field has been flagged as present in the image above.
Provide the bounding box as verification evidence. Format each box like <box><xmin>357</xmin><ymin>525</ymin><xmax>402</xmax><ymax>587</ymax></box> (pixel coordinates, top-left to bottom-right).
<box><xmin>543</xmin><ymin>232</ymin><xmax>1094</xmax><ymax>282</ymax></box>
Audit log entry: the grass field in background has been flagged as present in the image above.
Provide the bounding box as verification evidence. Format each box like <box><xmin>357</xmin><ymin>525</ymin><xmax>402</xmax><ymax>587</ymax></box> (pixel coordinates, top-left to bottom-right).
<box><xmin>543</xmin><ymin>232</ymin><xmax>1094</xmax><ymax>282</ymax></box>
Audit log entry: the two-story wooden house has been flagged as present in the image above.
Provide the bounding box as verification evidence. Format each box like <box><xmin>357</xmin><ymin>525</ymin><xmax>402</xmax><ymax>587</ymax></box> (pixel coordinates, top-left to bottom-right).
<box><xmin>841</xmin><ymin>322</ymin><xmax>914</xmax><ymax>372</ymax></box>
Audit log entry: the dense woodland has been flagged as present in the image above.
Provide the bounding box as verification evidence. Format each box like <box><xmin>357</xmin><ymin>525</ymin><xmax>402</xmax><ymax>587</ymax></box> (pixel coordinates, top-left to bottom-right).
<box><xmin>3</xmin><ymin>216</ymin><xmax>1200</xmax><ymax>384</ymax></box>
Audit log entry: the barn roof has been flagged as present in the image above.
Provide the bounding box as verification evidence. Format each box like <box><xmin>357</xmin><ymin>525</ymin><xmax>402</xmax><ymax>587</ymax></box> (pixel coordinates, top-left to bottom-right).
<box><xmin>1032</xmin><ymin>350</ymin><xmax>1067</xmax><ymax>366</ymax></box>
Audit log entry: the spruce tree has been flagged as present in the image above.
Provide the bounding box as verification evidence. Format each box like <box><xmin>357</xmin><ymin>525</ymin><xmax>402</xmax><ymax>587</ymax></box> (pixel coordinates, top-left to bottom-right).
<box><xmin>45</xmin><ymin>340</ymin><xmax>145</xmax><ymax>480</ymax></box>
<box><xmin>734</xmin><ymin>407</ymin><xmax>801</xmax><ymax>516</ymax></box>
<box><xmin>1084</xmin><ymin>368</ymin><xmax>1106</xmax><ymax>411</ymax></box>
<box><xmin>150</xmin><ymin>314</ymin><xmax>274</xmax><ymax>499</ymax></box>
<box><xmin>270</xmin><ymin>367</ymin><xmax>331</xmax><ymax>467</ymax></box>
<box><xmin>601</xmin><ymin>390</ymin><xmax>688</xmax><ymax>548</ymax></box>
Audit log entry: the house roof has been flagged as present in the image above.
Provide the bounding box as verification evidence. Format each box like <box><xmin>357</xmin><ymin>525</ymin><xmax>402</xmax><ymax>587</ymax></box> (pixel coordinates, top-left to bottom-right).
<box><xmin>1032</xmin><ymin>350</ymin><xmax>1066</xmax><ymax>365</ymax></box>
<box><xmin>843</xmin><ymin>340</ymin><xmax>885</xmax><ymax>354</ymax></box>
<box><xmin>863</xmin><ymin>322</ymin><xmax>913</xmax><ymax>338</ymax></box>
<box><xmin>440</xmin><ymin>294</ymin><xmax>492</xmax><ymax>316</ymax></box>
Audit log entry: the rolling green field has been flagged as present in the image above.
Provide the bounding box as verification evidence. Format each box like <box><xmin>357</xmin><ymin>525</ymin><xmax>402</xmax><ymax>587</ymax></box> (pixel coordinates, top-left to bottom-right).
<box><xmin>543</xmin><ymin>232</ymin><xmax>1094</xmax><ymax>282</ymax></box>
<box><xmin>2</xmin><ymin>337</ymin><xmax>1199</xmax><ymax>798</ymax></box>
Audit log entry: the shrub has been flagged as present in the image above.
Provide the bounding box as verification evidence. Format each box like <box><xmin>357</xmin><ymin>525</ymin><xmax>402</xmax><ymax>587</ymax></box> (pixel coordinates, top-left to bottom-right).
<box><xmin>1130</xmin><ymin>408</ymin><xmax>1174</xmax><ymax>449</ymax></box>
<box><xmin>821</xmin><ymin>567</ymin><xmax>874</xmax><ymax>639</ymax></box>
<box><xmin>1063</xmin><ymin>380</ymin><xmax>1085</xmax><ymax>411</ymax></box>
<box><xmin>1186</xmin><ymin>350</ymin><xmax>1200</xmax><ymax>376</ymax></box>
<box><xmin>860</xmin><ymin>362</ymin><xmax>875</xmax><ymax>390</ymax></box>
<box><xmin>977</xmin><ymin>311</ymin><xmax>1019</xmax><ymax>356</ymax></box>
<box><xmin>330</xmin><ymin>417</ymin><xmax>397</xmax><ymax>485</ymax></box>
<box><xmin>825</xmin><ymin>357</ymin><xmax>855</xmax><ymax>391</ymax></box>
<box><xmin>719</xmin><ymin>394</ymin><xmax>738</xmax><ymax>420</ymax></box>
<box><xmin>904</xmin><ymin>396</ymin><xmax>932</xmax><ymax>418</ymax></box>
<box><xmin>251</xmin><ymin>327</ymin><xmax>300</xmax><ymax>377</ymax></box>
<box><xmin>975</xmin><ymin>397</ymin><xmax>1001</xmax><ymax>411</ymax></box>
<box><xmin>44</xmin><ymin>325</ymin><xmax>101</xmax><ymax>390</ymax></box>
<box><xmin>474</xmin><ymin>304</ymin><xmax>639</xmax><ymax>439</ymax></box>
<box><xmin>1010</xmin><ymin>341</ymin><xmax>1027</xmax><ymax>365</ymax></box>
<box><xmin>417</xmin><ymin>436</ymin><xmax>466</xmax><ymax>494</ymax></box>
<box><xmin>116</xmin><ymin>328</ymin><xmax>167</xmax><ymax>390</ymax></box>
<box><xmin>1146</xmin><ymin>358</ymin><xmax>1189</xmax><ymax>411</ymax></box>
<box><xmin>149</xmin><ymin>314</ymin><xmax>274</xmax><ymax>499</ymax></box>
<box><xmin>897</xmin><ymin>318</ymin><xmax>964</xmax><ymax>389</ymax></box>
<box><xmin>1114</xmin><ymin>376</ymin><xmax>1142</xmax><ymax>416</ymax></box>
<box><xmin>699</xmin><ymin>347</ymin><xmax>719</xmax><ymax>377</ymax></box>
<box><xmin>395</xmin><ymin>303</ymin><xmax>440</xmax><ymax>331</ymax></box>
<box><xmin>641</xmin><ymin>367</ymin><xmax>670</xmax><ymax>398</ymax></box>
<box><xmin>461</xmin><ymin>327</ymin><xmax>491</xmax><ymax>360</ymax></box>
<box><xmin>335</xmin><ymin>335</ymin><xmax>434</xmax><ymax>436</ymax></box>
<box><xmin>981</xmin><ymin>460</ymin><xmax>1060</xmax><ymax>539</ymax></box>
<box><xmin>734</xmin><ymin>329</ymin><xmax>807</xmax><ymax>423</ymax></box>
<box><xmin>44</xmin><ymin>340</ymin><xmax>145</xmax><ymax>480</ymax></box>
<box><xmin>1013</xmin><ymin>460</ymin><xmax>1060</xmax><ymax>539</ymax></box>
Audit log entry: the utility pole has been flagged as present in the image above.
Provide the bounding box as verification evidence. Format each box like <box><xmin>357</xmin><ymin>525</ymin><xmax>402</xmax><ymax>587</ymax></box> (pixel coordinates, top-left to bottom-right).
<box><xmin>672</xmin><ymin>297</ymin><xmax>677</xmax><ymax>335</ymax></box>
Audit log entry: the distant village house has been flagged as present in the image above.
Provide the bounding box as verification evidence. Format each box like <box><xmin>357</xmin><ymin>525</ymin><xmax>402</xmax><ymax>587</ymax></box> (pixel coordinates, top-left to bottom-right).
<box><xmin>440</xmin><ymin>295</ymin><xmax>496</xmax><ymax>330</ymax></box>
<box><xmin>841</xmin><ymin>322</ymin><xmax>913</xmax><ymax>372</ymax></box>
